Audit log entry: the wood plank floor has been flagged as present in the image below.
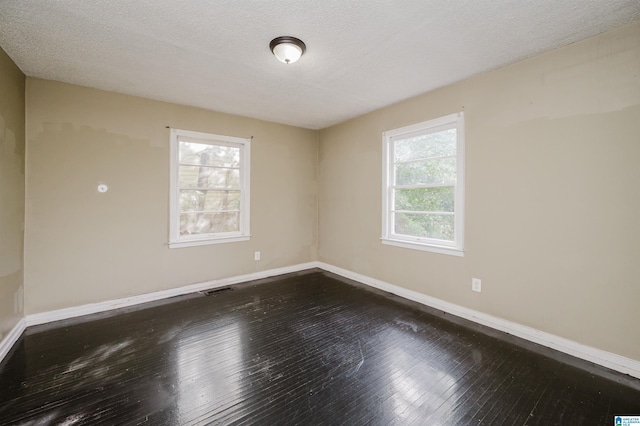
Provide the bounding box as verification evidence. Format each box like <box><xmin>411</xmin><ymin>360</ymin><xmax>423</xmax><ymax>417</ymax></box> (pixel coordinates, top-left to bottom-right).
<box><xmin>1</xmin><ymin>269</ymin><xmax>639</xmax><ymax>425</ymax></box>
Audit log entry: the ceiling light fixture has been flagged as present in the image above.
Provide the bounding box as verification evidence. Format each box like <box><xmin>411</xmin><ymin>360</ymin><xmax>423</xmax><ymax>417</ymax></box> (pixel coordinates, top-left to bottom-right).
<box><xmin>269</xmin><ymin>36</ymin><xmax>306</xmax><ymax>64</ymax></box>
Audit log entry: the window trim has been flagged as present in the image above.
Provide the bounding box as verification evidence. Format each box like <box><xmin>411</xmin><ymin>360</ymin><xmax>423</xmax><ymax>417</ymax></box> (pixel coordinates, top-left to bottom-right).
<box><xmin>381</xmin><ymin>112</ymin><xmax>465</xmax><ymax>257</ymax></box>
<box><xmin>169</xmin><ymin>128</ymin><xmax>251</xmax><ymax>249</ymax></box>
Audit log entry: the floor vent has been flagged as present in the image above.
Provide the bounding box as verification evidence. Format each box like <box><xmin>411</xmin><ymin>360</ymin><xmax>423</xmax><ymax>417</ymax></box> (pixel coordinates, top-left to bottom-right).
<box><xmin>200</xmin><ymin>287</ymin><xmax>233</xmax><ymax>296</ymax></box>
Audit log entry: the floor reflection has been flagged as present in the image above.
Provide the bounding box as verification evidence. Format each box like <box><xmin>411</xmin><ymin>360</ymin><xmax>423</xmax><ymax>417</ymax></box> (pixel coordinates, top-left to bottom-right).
<box><xmin>376</xmin><ymin>325</ymin><xmax>457</xmax><ymax>424</ymax></box>
<box><xmin>2</xmin><ymin>271</ymin><xmax>639</xmax><ymax>425</ymax></box>
<box><xmin>176</xmin><ymin>317</ymin><xmax>246</xmax><ymax>424</ymax></box>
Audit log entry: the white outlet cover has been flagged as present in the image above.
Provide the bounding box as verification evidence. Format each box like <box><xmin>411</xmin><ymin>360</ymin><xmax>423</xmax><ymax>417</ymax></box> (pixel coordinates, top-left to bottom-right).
<box><xmin>472</xmin><ymin>278</ymin><xmax>482</xmax><ymax>293</ymax></box>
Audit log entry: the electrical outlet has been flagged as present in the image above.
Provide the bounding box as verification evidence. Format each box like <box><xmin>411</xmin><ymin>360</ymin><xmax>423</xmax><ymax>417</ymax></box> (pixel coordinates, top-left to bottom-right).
<box><xmin>254</xmin><ymin>251</ymin><xmax>261</xmax><ymax>261</ymax></box>
<box><xmin>472</xmin><ymin>278</ymin><xmax>482</xmax><ymax>293</ymax></box>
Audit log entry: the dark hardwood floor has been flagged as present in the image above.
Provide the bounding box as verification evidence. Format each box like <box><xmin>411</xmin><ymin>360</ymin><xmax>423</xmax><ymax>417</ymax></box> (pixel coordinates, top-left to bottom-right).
<box><xmin>1</xmin><ymin>269</ymin><xmax>639</xmax><ymax>425</ymax></box>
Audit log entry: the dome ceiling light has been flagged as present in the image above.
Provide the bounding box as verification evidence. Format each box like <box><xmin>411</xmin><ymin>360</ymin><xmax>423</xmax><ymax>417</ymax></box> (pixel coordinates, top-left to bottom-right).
<box><xmin>269</xmin><ymin>36</ymin><xmax>306</xmax><ymax>64</ymax></box>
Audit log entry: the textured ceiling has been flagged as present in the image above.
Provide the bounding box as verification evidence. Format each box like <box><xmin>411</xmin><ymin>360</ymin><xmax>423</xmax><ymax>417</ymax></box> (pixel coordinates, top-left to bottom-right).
<box><xmin>0</xmin><ymin>1</ymin><xmax>638</xmax><ymax>129</ymax></box>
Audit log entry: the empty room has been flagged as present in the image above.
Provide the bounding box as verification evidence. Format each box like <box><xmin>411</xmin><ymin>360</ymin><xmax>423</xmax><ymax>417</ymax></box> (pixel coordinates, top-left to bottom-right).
<box><xmin>1</xmin><ymin>1</ymin><xmax>640</xmax><ymax>424</ymax></box>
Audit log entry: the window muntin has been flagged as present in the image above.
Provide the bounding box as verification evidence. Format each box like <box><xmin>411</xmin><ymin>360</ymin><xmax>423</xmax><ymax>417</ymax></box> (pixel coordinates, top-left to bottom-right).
<box><xmin>170</xmin><ymin>129</ymin><xmax>250</xmax><ymax>248</ymax></box>
<box><xmin>382</xmin><ymin>113</ymin><xmax>464</xmax><ymax>256</ymax></box>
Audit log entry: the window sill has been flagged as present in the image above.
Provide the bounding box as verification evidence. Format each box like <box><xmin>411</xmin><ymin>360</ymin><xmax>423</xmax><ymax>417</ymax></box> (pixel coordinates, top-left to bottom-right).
<box><xmin>381</xmin><ymin>238</ymin><xmax>464</xmax><ymax>257</ymax></box>
<box><xmin>169</xmin><ymin>235</ymin><xmax>250</xmax><ymax>249</ymax></box>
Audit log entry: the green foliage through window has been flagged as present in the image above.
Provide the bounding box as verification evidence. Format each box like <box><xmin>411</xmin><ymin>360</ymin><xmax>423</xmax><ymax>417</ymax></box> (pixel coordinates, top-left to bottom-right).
<box><xmin>383</xmin><ymin>113</ymin><xmax>463</xmax><ymax>250</ymax></box>
<box><xmin>395</xmin><ymin>213</ymin><xmax>454</xmax><ymax>241</ymax></box>
<box><xmin>392</xmin><ymin>128</ymin><xmax>457</xmax><ymax>241</ymax></box>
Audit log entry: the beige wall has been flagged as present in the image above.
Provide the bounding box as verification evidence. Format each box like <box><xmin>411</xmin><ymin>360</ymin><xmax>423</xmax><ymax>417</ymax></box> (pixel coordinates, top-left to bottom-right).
<box><xmin>0</xmin><ymin>47</ymin><xmax>25</xmax><ymax>339</ymax></box>
<box><xmin>17</xmin><ymin>21</ymin><xmax>640</xmax><ymax>365</ymax></box>
<box><xmin>25</xmin><ymin>79</ymin><xmax>317</xmax><ymax>314</ymax></box>
<box><xmin>318</xmin><ymin>22</ymin><xmax>640</xmax><ymax>361</ymax></box>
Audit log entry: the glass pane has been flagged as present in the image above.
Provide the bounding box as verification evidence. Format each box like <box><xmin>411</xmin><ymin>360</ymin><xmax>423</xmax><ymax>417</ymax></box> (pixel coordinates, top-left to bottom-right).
<box><xmin>395</xmin><ymin>157</ymin><xmax>456</xmax><ymax>186</ymax></box>
<box><xmin>394</xmin><ymin>213</ymin><xmax>454</xmax><ymax>241</ymax></box>
<box><xmin>179</xmin><ymin>166</ymin><xmax>240</xmax><ymax>189</ymax></box>
<box><xmin>394</xmin><ymin>187</ymin><xmax>454</xmax><ymax>212</ymax></box>
<box><xmin>394</xmin><ymin>128</ymin><xmax>456</xmax><ymax>162</ymax></box>
<box><xmin>179</xmin><ymin>141</ymin><xmax>240</xmax><ymax>168</ymax></box>
<box><xmin>179</xmin><ymin>190</ymin><xmax>241</xmax><ymax>213</ymax></box>
<box><xmin>180</xmin><ymin>212</ymin><xmax>240</xmax><ymax>235</ymax></box>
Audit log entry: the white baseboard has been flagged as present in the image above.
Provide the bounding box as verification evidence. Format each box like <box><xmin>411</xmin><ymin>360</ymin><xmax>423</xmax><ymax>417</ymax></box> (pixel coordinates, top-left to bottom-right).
<box><xmin>25</xmin><ymin>262</ymin><xmax>320</xmax><ymax>327</ymax></box>
<box><xmin>317</xmin><ymin>262</ymin><xmax>640</xmax><ymax>380</ymax></box>
<box><xmin>0</xmin><ymin>318</ymin><xmax>26</xmax><ymax>364</ymax></box>
<box><xmin>13</xmin><ymin>260</ymin><xmax>640</xmax><ymax>380</ymax></box>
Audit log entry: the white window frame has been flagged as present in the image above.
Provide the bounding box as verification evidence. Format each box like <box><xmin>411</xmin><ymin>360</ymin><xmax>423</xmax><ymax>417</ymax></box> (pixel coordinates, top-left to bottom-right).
<box><xmin>169</xmin><ymin>128</ymin><xmax>251</xmax><ymax>248</ymax></box>
<box><xmin>381</xmin><ymin>112</ymin><xmax>465</xmax><ymax>257</ymax></box>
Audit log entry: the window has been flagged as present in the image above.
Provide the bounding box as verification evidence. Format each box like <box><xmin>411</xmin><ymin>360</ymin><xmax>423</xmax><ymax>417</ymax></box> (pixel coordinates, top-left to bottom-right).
<box><xmin>169</xmin><ymin>129</ymin><xmax>250</xmax><ymax>248</ymax></box>
<box><xmin>382</xmin><ymin>112</ymin><xmax>464</xmax><ymax>256</ymax></box>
